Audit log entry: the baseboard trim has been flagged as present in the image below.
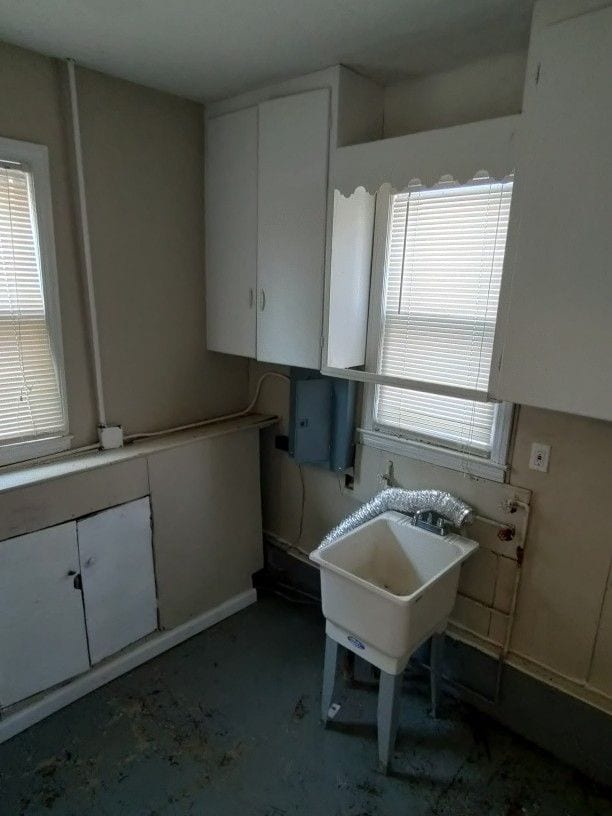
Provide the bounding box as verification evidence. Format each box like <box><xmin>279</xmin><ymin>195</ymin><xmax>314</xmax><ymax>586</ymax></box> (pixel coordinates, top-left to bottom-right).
<box><xmin>0</xmin><ymin>588</ymin><xmax>257</xmax><ymax>745</ymax></box>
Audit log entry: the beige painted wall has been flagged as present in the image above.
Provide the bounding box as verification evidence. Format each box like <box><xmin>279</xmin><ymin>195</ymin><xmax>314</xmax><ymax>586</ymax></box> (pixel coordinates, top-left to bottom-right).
<box><xmin>383</xmin><ymin>51</ymin><xmax>527</xmax><ymax>137</ymax></box>
<box><xmin>0</xmin><ymin>40</ymin><xmax>248</xmax><ymax>445</ymax></box>
<box><xmin>510</xmin><ymin>407</ymin><xmax>612</xmax><ymax>687</ymax></box>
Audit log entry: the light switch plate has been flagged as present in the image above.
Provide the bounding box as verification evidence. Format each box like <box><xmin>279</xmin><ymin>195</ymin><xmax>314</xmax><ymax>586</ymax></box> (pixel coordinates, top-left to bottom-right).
<box><xmin>529</xmin><ymin>442</ymin><xmax>551</xmax><ymax>472</ymax></box>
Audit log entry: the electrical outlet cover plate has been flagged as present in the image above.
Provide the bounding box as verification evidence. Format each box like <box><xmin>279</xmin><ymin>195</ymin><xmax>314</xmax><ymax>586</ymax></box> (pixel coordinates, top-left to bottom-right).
<box><xmin>529</xmin><ymin>442</ymin><xmax>550</xmax><ymax>472</ymax></box>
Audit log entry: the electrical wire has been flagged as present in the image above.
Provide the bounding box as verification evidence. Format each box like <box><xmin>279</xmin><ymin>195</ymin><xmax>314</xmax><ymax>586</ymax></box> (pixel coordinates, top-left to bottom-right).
<box><xmin>283</xmin><ymin>464</ymin><xmax>312</xmax><ymax>559</ymax></box>
<box><xmin>0</xmin><ymin>371</ymin><xmax>289</xmax><ymax>474</ymax></box>
<box><xmin>123</xmin><ymin>371</ymin><xmax>289</xmax><ymax>442</ymax></box>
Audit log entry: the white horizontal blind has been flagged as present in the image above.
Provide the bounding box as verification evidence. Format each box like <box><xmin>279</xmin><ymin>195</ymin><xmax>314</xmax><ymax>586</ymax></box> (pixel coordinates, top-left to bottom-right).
<box><xmin>0</xmin><ymin>165</ymin><xmax>66</xmax><ymax>443</ymax></box>
<box><xmin>374</xmin><ymin>177</ymin><xmax>513</xmax><ymax>454</ymax></box>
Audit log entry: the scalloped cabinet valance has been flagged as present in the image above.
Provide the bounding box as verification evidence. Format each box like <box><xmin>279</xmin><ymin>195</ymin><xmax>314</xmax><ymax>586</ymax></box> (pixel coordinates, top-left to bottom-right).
<box><xmin>331</xmin><ymin>115</ymin><xmax>520</xmax><ymax>197</ymax></box>
<box><xmin>322</xmin><ymin>114</ymin><xmax>521</xmax><ymax>401</ymax></box>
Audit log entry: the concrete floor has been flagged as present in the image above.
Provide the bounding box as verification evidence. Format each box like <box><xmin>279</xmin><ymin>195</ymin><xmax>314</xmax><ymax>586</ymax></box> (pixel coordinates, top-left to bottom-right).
<box><xmin>0</xmin><ymin>596</ymin><xmax>610</xmax><ymax>816</ymax></box>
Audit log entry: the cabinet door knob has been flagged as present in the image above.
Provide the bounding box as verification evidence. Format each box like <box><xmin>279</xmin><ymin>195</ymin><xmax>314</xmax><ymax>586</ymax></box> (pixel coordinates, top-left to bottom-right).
<box><xmin>249</xmin><ymin>287</ymin><xmax>254</xmax><ymax>308</ymax></box>
<box><xmin>260</xmin><ymin>289</ymin><xmax>266</xmax><ymax>311</ymax></box>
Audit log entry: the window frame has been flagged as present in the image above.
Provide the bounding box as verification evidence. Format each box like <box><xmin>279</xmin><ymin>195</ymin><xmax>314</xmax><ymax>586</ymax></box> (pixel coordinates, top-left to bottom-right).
<box><xmin>0</xmin><ymin>136</ymin><xmax>70</xmax><ymax>466</ymax></box>
<box><xmin>359</xmin><ymin>184</ymin><xmax>513</xmax><ymax>484</ymax></box>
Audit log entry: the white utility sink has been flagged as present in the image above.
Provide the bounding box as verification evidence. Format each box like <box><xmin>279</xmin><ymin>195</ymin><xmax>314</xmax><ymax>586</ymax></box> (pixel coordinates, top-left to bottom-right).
<box><xmin>311</xmin><ymin>511</ymin><xmax>478</xmax><ymax>674</ymax></box>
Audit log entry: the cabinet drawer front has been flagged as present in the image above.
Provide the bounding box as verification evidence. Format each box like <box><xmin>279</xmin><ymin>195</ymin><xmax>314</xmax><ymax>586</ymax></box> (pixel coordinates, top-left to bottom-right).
<box><xmin>257</xmin><ymin>88</ymin><xmax>330</xmax><ymax>368</ymax></box>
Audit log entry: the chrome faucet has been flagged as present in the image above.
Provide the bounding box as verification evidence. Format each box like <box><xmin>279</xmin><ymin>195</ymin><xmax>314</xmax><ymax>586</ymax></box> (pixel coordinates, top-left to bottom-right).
<box><xmin>412</xmin><ymin>509</ymin><xmax>453</xmax><ymax>536</ymax></box>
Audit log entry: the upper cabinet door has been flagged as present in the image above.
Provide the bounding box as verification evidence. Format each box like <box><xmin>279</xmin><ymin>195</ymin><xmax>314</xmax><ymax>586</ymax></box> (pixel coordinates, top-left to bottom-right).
<box><xmin>257</xmin><ymin>89</ymin><xmax>330</xmax><ymax>368</ymax></box>
<box><xmin>205</xmin><ymin>107</ymin><xmax>258</xmax><ymax>358</ymax></box>
<box><xmin>490</xmin><ymin>6</ymin><xmax>612</xmax><ymax>420</ymax></box>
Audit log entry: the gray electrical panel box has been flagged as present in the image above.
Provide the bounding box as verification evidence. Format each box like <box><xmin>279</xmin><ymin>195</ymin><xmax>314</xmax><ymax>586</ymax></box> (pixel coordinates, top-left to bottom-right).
<box><xmin>288</xmin><ymin>369</ymin><xmax>356</xmax><ymax>471</ymax></box>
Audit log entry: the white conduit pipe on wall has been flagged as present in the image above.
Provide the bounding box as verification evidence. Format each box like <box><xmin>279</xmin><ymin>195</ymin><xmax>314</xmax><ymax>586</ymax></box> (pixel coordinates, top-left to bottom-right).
<box><xmin>67</xmin><ymin>58</ymin><xmax>107</xmax><ymax>430</ymax></box>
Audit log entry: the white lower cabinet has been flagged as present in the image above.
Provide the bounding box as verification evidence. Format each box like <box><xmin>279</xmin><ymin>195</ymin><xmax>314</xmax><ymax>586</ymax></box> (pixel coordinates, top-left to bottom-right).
<box><xmin>0</xmin><ymin>497</ymin><xmax>157</xmax><ymax>708</ymax></box>
<box><xmin>0</xmin><ymin>522</ymin><xmax>90</xmax><ymax>708</ymax></box>
<box><xmin>78</xmin><ymin>497</ymin><xmax>157</xmax><ymax>665</ymax></box>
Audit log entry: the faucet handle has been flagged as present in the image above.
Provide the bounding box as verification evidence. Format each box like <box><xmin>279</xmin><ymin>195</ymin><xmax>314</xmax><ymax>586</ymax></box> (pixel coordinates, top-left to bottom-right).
<box><xmin>435</xmin><ymin>516</ymin><xmax>453</xmax><ymax>535</ymax></box>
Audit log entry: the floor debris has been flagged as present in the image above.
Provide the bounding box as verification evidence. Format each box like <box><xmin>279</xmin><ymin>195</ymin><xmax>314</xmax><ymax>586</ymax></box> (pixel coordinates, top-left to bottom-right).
<box><xmin>0</xmin><ymin>597</ymin><xmax>609</xmax><ymax>815</ymax></box>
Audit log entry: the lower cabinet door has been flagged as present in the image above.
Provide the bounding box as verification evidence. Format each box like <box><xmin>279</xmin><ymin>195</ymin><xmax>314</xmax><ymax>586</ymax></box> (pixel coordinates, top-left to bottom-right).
<box><xmin>0</xmin><ymin>522</ymin><xmax>90</xmax><ymax>707</ymax></box>
<box><xmin>78</xmin><ymin>497</ymin><xmax>157</xmax><ymax>664</ymax></box>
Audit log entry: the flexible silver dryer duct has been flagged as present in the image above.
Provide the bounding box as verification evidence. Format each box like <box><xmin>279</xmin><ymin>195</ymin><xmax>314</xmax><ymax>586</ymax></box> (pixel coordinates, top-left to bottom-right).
<box><xmin>320</xmin><ymin>488</ymin><xmax>473</xmax><ymax>549</ymax></box>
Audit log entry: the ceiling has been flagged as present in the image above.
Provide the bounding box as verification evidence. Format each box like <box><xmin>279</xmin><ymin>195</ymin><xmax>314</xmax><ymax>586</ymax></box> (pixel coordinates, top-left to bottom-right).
<box><xmin>0</xmin><ymin>0</ymin><xmax>534</xmax><ymax>102</ymax></box>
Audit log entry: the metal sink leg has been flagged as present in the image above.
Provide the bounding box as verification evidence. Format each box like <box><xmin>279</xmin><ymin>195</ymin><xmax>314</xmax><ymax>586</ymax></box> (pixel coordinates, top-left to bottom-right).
<box><xmin>377</xmin><ymin>670</ymin><xmax>402</xmax><ymax>774</ymax></box>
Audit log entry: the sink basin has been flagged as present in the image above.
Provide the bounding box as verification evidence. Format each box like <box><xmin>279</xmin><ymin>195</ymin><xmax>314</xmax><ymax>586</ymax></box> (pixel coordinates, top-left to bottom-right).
<box><xmin>311</xmin><ymin>511</ymin><xmax>478</xmax><ymax>673</ymax></box>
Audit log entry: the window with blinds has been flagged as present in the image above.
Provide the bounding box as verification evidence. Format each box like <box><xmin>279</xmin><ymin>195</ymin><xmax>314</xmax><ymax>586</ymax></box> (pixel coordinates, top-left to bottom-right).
<box><xmin>373</xmin><ymin>176</ymin><xmax>513</xmax><ymax>455</ymax></box>
<box><xmin>0</xmin><ymin>163</ymin><xmax>66</xmax><ymax>446</ymax></box>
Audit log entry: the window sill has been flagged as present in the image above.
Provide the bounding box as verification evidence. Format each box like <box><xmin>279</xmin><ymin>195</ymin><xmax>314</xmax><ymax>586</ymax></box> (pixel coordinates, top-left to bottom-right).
<box><xmin>0</xmin><ymin>435</ymin><xmax>72</xmax><ymax>467</ymax></box>
<box><xmin>357</xmin><ymin>428</ymin><xmax>508</xmax><ymax>483</ymax></box>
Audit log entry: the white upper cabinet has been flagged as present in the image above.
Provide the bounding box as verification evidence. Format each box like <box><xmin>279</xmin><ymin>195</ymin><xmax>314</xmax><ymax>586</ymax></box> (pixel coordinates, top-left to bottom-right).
<box><xmin>205</xmin><ymin>89</ymin><xmax>331</xmax><ymax>368</ymax></box>
<box><xmin>205</xmin><ymin>68</ymin><xmax>382</xmax><ymax>369</ymax></box>
<box><xmin>205</xmin><ymin>107</ymin><xmax>258</xmax><ymax>358</ymax></box>
<box><xmin>490</xmin><ymin>5</ymin><xmax>612</xmax><ymax>420</ymax></box>
<box><xmin>257</xmin><ymin>89</ymin><xmax>330</xmax><ymax>367</ymax></box>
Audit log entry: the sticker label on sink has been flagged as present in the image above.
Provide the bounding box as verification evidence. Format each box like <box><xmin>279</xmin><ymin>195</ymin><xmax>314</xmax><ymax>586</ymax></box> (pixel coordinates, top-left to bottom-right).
<box><xmin>347</xmin><ymin>635</ymin><xmax>365</xmax><ymax>650</ymax></box>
